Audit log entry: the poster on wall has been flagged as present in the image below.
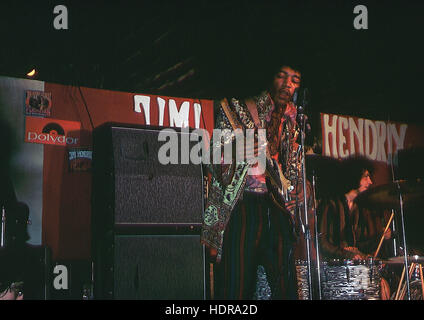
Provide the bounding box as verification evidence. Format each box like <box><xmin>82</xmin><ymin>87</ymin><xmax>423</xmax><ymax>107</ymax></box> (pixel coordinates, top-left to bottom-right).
<box><xmin>25</xmin><ymin>90</ymin><xmax>52</xmax><ymax>117</ymax></box>
<box><xmin>67</xmin><ymin>147</ymin><xmax>92</xmax><ymax>172</ymax></box>
<box><xmin>24</xmin><ymin>116</ymin><xmax>81</xmax><ymax>147</ymax></box>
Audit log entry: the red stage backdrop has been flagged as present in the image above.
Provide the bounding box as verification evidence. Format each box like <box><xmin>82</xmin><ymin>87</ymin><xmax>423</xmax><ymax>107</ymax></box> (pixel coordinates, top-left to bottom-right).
<box><xmin>4</xmin><ymin>75</ymin><xmax>424</xmax><ymax>261</ymax></box>
<box><xmin>321</xmin><ymin>112</ymin><xmax>424</xmax><ymax>185</ymax></box>
<box><xmin>0</xmin><ymin>76</ymin><xmax>215</xmax><ymax>260</ymax></box>
<box><xmin>41</xmin><ymin>83</ymin><xmax>214</xmax><ymax>260</ymax></box>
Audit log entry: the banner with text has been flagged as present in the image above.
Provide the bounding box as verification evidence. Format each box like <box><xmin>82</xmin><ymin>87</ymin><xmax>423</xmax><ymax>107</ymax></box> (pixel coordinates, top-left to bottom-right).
<box><xmin>321</xmin><ymin>113</ymin><xmax>424</xmax><ymax>163</ymax></box>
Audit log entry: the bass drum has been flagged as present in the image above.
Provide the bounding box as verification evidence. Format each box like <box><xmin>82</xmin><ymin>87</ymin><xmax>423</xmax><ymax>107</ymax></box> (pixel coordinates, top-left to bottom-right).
<box><xmin>320</xmin><ymin>259</ymin><xmax>382</xmax><ymax>300</ymax></box>
<box><xmin>295</xmin><ymin>259</ymin><xmax>383</xmax><ymax>300</ymax></box>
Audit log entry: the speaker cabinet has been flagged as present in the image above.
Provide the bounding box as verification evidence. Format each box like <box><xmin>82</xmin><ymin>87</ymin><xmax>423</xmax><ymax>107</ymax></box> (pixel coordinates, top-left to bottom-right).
<box><xmin>113</xmin><ymin>235</ymin><xmax>205</xmax><ymax>300</ymax></box>
<box><xmin>92</xmin><ymin>123</ymin><xmax>207</xmax><ymax>299</ymax></box>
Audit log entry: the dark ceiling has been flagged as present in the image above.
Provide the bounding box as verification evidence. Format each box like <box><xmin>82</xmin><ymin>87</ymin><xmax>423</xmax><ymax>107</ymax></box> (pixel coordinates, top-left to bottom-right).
<box><xmin>1</xmin><ymin>0</ymin><xmax>424</xmax><ymax>132</ymax></box>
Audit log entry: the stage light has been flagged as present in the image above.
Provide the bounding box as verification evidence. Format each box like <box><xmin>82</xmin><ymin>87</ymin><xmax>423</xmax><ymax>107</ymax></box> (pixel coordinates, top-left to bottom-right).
<box><xmin>26</xmin><ymin>69</ymin><xmax>36</xmax><ymax>77</ymax></box>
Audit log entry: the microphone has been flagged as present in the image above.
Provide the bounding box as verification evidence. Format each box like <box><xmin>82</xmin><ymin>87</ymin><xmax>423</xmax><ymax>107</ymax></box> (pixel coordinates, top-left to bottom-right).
<box><xmin>295</xmin><ymin>88</ymin><xmax>311</xmax><ymax>132</ymax></box>
<box><xmin>296</xmin><ymin>88</ymin><xmax>308</xmax><ymax>114</ymax></box>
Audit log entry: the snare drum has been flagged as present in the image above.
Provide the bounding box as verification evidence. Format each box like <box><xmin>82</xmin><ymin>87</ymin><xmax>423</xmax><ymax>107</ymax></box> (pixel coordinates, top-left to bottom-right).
<box><xmin>320</xmin><ymin>258</ymin><xmax>381</xmax><ymax>300</ymax></box>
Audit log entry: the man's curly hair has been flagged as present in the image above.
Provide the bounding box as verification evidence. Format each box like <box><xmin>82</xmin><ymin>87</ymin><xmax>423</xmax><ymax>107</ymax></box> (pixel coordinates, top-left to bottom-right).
<box><xmin>340</xmin><ymin>156</ymin><xmax>375</xmax><ymax>193</ymax></box>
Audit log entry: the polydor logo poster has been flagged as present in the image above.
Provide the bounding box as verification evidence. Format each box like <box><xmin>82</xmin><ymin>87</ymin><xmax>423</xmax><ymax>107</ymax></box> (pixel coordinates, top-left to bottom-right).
<box><xmin>25</xmin><ymin>116</ymin><xmax>81</xmax><ymax>146</ymax></box>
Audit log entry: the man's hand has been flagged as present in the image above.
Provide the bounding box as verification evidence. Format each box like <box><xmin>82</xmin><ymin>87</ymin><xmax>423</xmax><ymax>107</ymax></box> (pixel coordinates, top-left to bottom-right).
<box><xmin>209</xmin><ymin>247</ymin><xmax>218</xmax><ymax>262</ymax></box>
<box><xmin>285</xmin><ymin>199</ymin><xmax>297</xmax><ymax>212</ymax></box>
<box><xmin>343</xmin><ymin>246</ymin><xmax>366</xmax><ymax>260</ymax></box>
<box><xmin>285</xmin><ymin>102</ymin><xmax>297</xmax><ymax>122</ymax></box>
<box><xmin>383</xmin><ymin>228</ymin><xmax>392</xmax><ymax>240</ymax></box>
<box><xmin>285</xmin><ymin>188</ymin><xmax>302</xmax><ymax>212</ymax></box>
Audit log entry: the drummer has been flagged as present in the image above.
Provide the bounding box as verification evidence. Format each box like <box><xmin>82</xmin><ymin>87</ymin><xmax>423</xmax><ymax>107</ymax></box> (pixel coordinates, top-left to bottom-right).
<box><xmin>317</xmin><ymin>156</ymin><xmax>392</xmax><ymax>260</ymax></box>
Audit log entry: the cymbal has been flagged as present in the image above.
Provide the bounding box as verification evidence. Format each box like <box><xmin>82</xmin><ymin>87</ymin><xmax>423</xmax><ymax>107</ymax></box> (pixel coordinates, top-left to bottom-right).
<box><xmin>382</xmin><ymin>255</ymin><xmax>424</xmax><ymax>265</ymax></box>
<box><xmin>355</xmin><ymin>179</ymin><xmax>424</xmax><ymax>209</ymax></box>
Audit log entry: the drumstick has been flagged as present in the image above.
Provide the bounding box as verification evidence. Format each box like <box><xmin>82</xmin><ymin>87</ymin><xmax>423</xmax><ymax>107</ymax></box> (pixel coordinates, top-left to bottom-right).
<box><xmin>398</xmin><ymin>263</ymin><xmax>415</xmax><ymax>300</ymax></box>
<box><xmin>397</xmin><ymin>264</ymin><xmax>412</xmax><ymax>300</ymax></box>
<box><xmin>399</xmin><ymin>263</ymin><xmax>415</xmax><ymax>300</ymax></box>
<box><xmin>419</xmin><ymin>264</ymin><xmax>424</xmax><ymax>300</ymax></box>
<box><xmin>395</xmin><ymin>266</ymin><xmax>406</xmax><ymax>300</ymax></box>
<box><xmin>395</xmin><ymin>263</ymin><xmax>414</xmax><ymax>300</ymax></box>
<box><xmin>374</xmin><ymin>211</ymin><xmax>395</xmax><ymax>259</ymax></box>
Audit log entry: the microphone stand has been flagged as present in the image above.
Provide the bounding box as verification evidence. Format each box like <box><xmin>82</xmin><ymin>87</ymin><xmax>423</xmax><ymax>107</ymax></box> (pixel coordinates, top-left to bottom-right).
<box><xmin>298</xmin><ymin>113</ymin><xmax>313</xmax><ymax>300</ymax></box>
<box><xmin>397</xmin><ymin>181</ymin><xmax>411</xmax><ymax>300</ymax></box>
<box><xmin>392</xmin><ymin>214</ymin><xmax>398</xmax><ymax>257</ymax></box>
<box><xmin>388</xmin><ymin>139</ymin><xmax>398</xmax><ymax>258</ymax></box>
<box><xmin>387</xmin><ymin>128</ymin><xmax>409</xmax><ymax>298</ymax></box>
<box><xmin>311</xmin><ymin>172</ymin><xmax>322</xmax><ymax>300</ymax></box>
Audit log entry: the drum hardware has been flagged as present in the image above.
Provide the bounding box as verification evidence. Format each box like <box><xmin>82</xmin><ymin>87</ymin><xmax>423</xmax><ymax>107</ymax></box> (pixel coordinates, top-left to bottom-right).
<box><xmin>397</xmin><ymin>180</ymin><xmax>411</xmax><ymax>300</ymax></box>
<box><xmin>382</xmin><ymin>255</ymin><xmax>424</xmax><ymax>300</ymax></box>
<box><xmin>355</xmin><ymin>179</ymin><xmax>424</xmax><ymax>300</ymax></box>
<box><xmin>392</xmin><ymin>217</ymin><xmax>398</xmax><ymax>257</ymax></box>
<box><xmin>383</xmin><ymin>255</ymin><xmax>424</xmax><ymax>265</ymax></box>
<box><xmin>345</xmin><ymin>262</ymin><xmax>350</xmax><ymax>283</ymax></box>
<box><xmin>399</xmin><ymin>263</ymin><xmax>424</xmax><ymax>300</ymax></box>
<box><xmin>411</xmin><ymin>263</ymin><xmax>421</xmax><ymax>281</ymax></box>
<box><xmin>395</xmin><ymin>262</ymin><xmax>416</xmax><ymax>300</ymax></box>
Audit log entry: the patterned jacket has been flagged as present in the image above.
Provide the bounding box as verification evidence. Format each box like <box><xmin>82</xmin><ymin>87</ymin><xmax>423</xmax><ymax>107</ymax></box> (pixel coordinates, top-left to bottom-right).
<box><xmin>200</xmin><ymin>91</ymin><xmax>300</xmax><ymax>262</ymax></box>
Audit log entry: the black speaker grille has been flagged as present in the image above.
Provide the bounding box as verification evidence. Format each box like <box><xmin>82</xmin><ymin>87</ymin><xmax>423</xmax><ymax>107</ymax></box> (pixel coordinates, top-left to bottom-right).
<box><xmin>111</xmin><ymin>127</ymin><xmax>204</xmax><ymax>224</ymax></box>
<box><xmin>114</xmin><ymin>235</ymin><xmax>205</xmax><ymax>300</ymax></box>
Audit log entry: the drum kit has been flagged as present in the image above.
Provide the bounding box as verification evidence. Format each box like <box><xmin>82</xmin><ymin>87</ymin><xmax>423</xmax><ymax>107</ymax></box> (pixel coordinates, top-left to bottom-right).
<box><xmin>294</xmin><ymin>154</ymin><xmax>424</xmax><ymax>300</ymax></box>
